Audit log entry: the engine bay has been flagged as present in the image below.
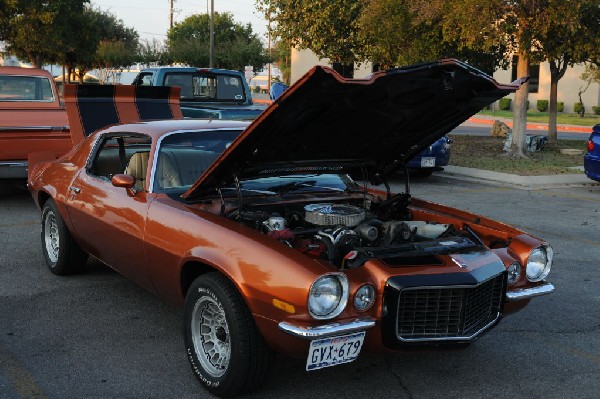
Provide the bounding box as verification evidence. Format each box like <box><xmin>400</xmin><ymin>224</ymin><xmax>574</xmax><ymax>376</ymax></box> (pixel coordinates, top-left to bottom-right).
<box><xmin>229</xmin><ymin>193</ymin><xmax>482</xmax><ymax>269</ymax></box>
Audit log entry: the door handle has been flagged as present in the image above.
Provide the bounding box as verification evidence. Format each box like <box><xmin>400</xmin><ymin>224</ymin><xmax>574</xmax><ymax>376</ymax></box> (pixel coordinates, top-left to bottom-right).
<box><xmin>69</xmin><ymin>186</ymin><xmax>81</xmax><ymax>194</ymax></box>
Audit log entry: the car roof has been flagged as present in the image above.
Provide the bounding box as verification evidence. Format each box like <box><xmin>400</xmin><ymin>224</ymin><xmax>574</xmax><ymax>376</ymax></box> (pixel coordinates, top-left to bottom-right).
<box><xmin>0</xmin><ymin>66</ymin><xmax>54</xmax><ymax>77</ymax></box>
<box><xmin>98</xmin><ymin>118</ymin><xmax>249</xmax><ymax>139</ymax></box>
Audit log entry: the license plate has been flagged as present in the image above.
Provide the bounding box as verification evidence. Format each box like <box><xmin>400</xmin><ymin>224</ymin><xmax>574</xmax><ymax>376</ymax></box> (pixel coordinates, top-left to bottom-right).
<box><xmin>421</xmin><ymin>157</ymin><xmax>436</xmax><ymax>167</ymax></box>
<box><xmin>306</xmin><ymin>332</ymin><xmax>365</xmax><ymax>371</ymax></box>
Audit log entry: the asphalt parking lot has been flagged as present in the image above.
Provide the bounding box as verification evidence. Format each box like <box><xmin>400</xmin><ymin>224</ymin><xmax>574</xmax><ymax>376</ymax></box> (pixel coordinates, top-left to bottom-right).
<box><xmin>1</xmin><ymin>176</ymin><xmax>599</xmax><ymax>399</ymax></box>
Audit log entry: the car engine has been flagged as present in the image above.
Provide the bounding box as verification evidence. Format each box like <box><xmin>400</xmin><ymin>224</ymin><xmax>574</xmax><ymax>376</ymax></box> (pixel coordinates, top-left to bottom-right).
<box><xmin>233</xmin><ymin>197</ymin><xmax>478</xmax><ymax>269</ymax></box>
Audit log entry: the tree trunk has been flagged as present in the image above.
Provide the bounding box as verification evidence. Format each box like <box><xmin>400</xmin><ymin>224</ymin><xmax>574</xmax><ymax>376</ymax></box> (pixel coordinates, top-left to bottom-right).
<box><xmin>28</xmin><ymin>52</ymin><xmax>43</xmax><ymax>69</ymax></box>
<box><xmin>509</xmin><ymin>51</ymin><xmax>530</xmax><ymax>158</ymax></box>
<box><xmin>548</xmin><ymin>59</ymin><xmax>568</xmax><ymax>144</ymax></box>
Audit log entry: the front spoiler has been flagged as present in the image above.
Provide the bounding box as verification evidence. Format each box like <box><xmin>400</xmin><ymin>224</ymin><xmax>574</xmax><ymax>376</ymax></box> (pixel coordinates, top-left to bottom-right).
<box><xmin>505</xmin><ymin>282</ymin><xmax>554</xmax><ymax>302</ymax></box>
<box><xmin>279</xmin><ymin>318</ymin><xmax>376</xmax><ymax>339</ymax></box>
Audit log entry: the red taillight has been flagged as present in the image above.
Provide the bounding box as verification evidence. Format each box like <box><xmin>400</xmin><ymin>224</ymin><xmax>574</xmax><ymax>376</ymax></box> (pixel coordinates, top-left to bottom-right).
<box><xmin>588</xmin><ymin>140</ymin><xmax>595</xmax><ymax>152</ymax></box>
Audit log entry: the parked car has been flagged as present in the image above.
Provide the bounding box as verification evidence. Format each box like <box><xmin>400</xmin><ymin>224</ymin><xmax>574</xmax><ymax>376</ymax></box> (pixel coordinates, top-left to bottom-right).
<box><xmin>406</xmin><ymin>135</ymin><xmax>453</xmax><ymax>177</ymax></box>
<box><xmin>132</xmin><ymin>67</ymin><xmax>265</xmax><ymax>120</ymax></box>
<box><xmin>28</xmin><ymin>60</ymin><xmax>554</xmax><ymax>397</ymax></box>
<box><xmin>0</xmin><ymin>66</ymin><xmax>71</xmax><ymax>178</ymax></box>
<box><xmin>584</xmin><ymin>124</ymin><xmax>600</xmax><ymax>182</ymax></box>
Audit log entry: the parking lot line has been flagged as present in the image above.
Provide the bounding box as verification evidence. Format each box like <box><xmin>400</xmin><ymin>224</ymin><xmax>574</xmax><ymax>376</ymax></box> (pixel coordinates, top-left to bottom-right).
<box><xmin>0</xmin><ymin>344</ymin><xmax>48</xmax><ymax>399</ymax></box>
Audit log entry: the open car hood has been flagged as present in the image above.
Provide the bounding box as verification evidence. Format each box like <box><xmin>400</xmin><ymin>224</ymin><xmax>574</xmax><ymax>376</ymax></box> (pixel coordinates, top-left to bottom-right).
<box><xmin>183</xmin><ymin>59</ymin><xmax>522</xmax><ymax>200</ymax></box>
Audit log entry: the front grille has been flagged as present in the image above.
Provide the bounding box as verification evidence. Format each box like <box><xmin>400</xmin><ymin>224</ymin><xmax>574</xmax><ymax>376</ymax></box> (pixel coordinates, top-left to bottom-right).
<box><xmin>396</xmin><ymin>273</ymin><xmax>505</xmax><ymax>341</ymax></box>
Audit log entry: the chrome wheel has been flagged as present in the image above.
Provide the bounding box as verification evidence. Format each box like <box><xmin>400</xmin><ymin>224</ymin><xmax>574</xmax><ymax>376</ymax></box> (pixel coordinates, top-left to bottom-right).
<box><xmin>191</xmin><ymin>296</ymin><xmax>231</xmax><ymax>378</ymax></box>
<box><xmin>44</xmin><ymin>210</ymin><xmax>60</xmax><ymax>264</ymax></box>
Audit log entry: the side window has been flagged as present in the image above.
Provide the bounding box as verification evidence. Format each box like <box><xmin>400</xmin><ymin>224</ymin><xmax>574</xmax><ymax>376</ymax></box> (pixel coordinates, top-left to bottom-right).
<box><xmin>135</xmin><ymin>73</ymin><xmax>153</xmax><ymax>86</ymax></box>
<box><xmin>89</xmin><ymin>134</ymin><xmax>152</xmax><ymax>190</ymax></box>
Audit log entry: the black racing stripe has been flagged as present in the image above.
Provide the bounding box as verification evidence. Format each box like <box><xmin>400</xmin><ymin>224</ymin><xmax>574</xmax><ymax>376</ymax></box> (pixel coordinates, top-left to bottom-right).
<box><xmin>76</xmin><ymin>85</ymin><xmax>119</xmax><ymax>137</ymax></box>
<box><xmin>135</xmin><ymin>86</ymin><xmax>174</xmax><ymax>120</ymax></box>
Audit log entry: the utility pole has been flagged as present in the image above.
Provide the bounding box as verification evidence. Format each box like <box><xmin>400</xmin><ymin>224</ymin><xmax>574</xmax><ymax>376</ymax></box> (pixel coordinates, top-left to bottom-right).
<box><xmin>169</xmin><ymin>0</ymin><xmax>174</xmax><ymax>30</ymax></box>
<box><xmin>267</xmin><ymin>15</ymin><xmax>271</xmax><ymax>91</ymax></box>
<box><xmin>209</xmin><ymin>0</ymin><xmax>214</xmax><ymax>68</ymax></box>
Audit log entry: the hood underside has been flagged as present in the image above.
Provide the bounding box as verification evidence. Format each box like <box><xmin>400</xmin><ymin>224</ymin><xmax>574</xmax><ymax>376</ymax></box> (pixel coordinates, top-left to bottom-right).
<box><xmin>183</xmin><ymin>59</ymin><xmax>521</xmax><ymax>200</ymax></box>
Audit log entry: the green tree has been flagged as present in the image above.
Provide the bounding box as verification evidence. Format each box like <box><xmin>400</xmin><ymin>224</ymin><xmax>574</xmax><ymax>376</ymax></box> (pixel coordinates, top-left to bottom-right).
<box><xmin>356</xmin><ymin>0</ymin><xmax>506</xmax><ymax>72</ymax></box>
<box><xmin>533</xmin><ymin>0</ymin><xmax>600</xmax><ymax>142</ymax></box>
<box><xmin>0</xmin><ymin>0</ymin><xmax>88</xmax><ymax>68</ymax></box>
<box><xmin>271</xmin><ymin>39</ymin><xmax>291</xmax><ymax>85</ymax></box>
<box><xmin>137</xmin><ymin>38</ymin><xmax>172</xmax><ymax>68</ymax></box>
<box><xmin>63</xmin><ymin>7</ymin><xmax>139</xmax><ymax>82</ymax></box>
<box><xmin>257</xmin><ymin>0</ymin><xmax>363</xmax><ymax>76</ymax></box>
<box><xmin>408</xmin><ymin>0</ymin><xmax>552</xmax><ymax>158</ymax></box>
<box><xmin>167</xmin><ymin>12</ymin><xmax>269</xmax><ymax>72</ymax></box>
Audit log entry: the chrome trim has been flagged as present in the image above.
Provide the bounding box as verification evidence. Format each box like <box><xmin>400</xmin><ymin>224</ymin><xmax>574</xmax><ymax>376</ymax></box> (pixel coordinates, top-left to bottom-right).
<box><xmin>148</xmin><ymin>127</ymin><xmax>246</xmax><ymax>193</ymax></box>
<box><xmin>0</xmin><ymin>161</ymin><xmax>27</xmax><ymax>178</ymax></box>
<box><xmin>0</xmin><ymin>161</ymin><xmax>27</xmax><ymax>168</ymax></box>
<box><xmin>505</xmin><ymin>282</ymin><xmax>554</xmax><ymax>302</ymax></box>
<box><xmin>394</xmin><ymin>273</ymin><xmax>505</xmax><ymax>342</ymax></box>
<box><xmin>397</xmin><ymin>315</ymin><xmax>501</xmax><ymax>343</ymax></box>
<box><xmin>0</xmin><ymin>126</ymin><xmax>68</xmax><ymax>132</ymax></box>
<box><xmin>278</xmin><ymin>318</ymin><xmax>376</xmax><ymax>339</ymax></box>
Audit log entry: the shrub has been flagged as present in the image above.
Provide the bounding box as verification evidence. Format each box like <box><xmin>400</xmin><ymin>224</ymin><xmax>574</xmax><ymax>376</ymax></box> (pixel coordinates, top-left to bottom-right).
<box><xmin>252</xmin><ymin>85</ymin><xmax>261</xmax><ymax>94</ymax></box>
<box><xmin>558</xmin><ymin>102</ymin><xmax>564</xmax><ymax>112</ymax></box>
<box><xmin>593</xmin><ymin>106</ymin><xmax>600</xmax><ymax>115</ymax></box>
<box><xmin>574</xmin><ymin>102</ymin><xmax>583</xmax><ymax>115</ymax></box>
<box><xmin>537</xmin><ymin>100</ymin><xmax>549</xmax><ymax>112</ymax></box>
<box><xmin>499</xmin><ymin>97</ymin><xmax>511</xmax><ymax>110</ymax></box>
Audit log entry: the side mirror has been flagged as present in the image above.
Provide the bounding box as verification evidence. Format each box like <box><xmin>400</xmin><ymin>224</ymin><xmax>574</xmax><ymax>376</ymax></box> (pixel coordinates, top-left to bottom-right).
<box><xmin>112</xmin><ymin>174</ymin><xmax>136</xmax><ymax>197</ymax></box>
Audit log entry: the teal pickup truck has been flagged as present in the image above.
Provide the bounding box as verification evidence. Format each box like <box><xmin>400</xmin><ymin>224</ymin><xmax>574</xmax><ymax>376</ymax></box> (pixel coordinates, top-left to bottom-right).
<box><xmin>132</xmin><ymin>67</ymin><xmax>266</xmax><ymax>120</ymax></box>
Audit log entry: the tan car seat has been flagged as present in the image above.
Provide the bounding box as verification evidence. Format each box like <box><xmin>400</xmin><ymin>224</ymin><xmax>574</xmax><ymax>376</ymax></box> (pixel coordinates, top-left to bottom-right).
<box><xmin>157</xmin><ymin>152</ymin><xmax>182</xmax><ymax>189</ymax></box>
<box><xmin>124</xmin><ymin>151</ymin><xmax>150</xmax><ymax>190</ymax></box>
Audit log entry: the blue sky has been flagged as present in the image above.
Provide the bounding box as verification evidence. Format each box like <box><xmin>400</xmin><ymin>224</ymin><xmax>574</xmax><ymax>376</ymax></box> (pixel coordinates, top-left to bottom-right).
<box><xmin>91</xmin><ymin>0</ymin><xmax>269</xmax><ymax>43</ymax></box>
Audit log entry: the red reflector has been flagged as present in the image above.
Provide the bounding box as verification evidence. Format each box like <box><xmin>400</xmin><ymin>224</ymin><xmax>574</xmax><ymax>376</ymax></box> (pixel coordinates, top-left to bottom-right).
<box><xmin>588</xmin><ymin>140</ymin><xmax>594</xmax><ymax>152</ymax></box>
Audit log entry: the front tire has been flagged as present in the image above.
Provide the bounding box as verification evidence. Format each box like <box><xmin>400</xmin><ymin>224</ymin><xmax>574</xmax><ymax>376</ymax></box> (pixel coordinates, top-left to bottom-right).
<box><xmin>184</xmin><ymin>272</ymin><xmax>273</xmax><ymax>397</ymax></box>
<box><xmin>41</xmin><ymin>199</ymin><xmax>87</xmax><ymax>275</ymax></box>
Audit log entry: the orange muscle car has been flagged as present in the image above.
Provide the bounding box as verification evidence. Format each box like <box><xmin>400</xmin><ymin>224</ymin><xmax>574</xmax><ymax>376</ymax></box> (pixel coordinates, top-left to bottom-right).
<box><xmin>28</xmin><ymin>60</ymin><xmax>553</xmax><ymax>397</ymax></box>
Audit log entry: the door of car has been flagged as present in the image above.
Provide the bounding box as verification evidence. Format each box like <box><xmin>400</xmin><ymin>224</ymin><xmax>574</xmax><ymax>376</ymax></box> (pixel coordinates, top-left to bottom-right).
<box><xmin>65</xmin><ymin>132</ymin><xmax>155</xmax><ymax>291</ymax></box>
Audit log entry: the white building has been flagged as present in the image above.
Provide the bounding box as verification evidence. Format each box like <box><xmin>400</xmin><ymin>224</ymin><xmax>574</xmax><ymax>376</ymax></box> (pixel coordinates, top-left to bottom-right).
<box><xmin>291</xmin><ymin>48</ymin><xmax>600</xmax><ymax>113</ymax></box>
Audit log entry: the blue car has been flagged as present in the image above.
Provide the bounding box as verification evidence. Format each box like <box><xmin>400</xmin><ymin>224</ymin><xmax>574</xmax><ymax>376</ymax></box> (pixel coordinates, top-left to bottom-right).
<box><xmin>406</xmin><ymin>135</ymin><xmax>453</xmax><ymax>177</ymax></box>
<box><xmin>584</xmin><ymin>124</ymin><xmax>600</xmax><ymax>182</ymax></box>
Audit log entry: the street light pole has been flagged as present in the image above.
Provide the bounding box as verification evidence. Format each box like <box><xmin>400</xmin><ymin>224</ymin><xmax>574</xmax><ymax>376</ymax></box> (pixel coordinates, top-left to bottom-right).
<box><xmin>209</xmin><ymin>0</ymin><xmax>214</xmax><ymax>68</ymax></box>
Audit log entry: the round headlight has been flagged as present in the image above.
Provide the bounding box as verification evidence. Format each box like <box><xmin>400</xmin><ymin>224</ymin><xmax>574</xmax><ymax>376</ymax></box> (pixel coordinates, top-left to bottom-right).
<box><xmin>526</xmin><ymin>246</ymin><xmax>553</xmax><ymax>282</ymax></box>
<box><xmin>308</xmin><ymin>274</ymin><xmax>348</xmax><ymax>319</ymax></box>
<box><xmin>506</xmin><ymin>262</ymin><xmax>522</xmax><ymax>285</ymax></box>
<box><xmin>354</xmin><ymin>284</ymin><xmax>376</xmax><ymax>311</ymax></box>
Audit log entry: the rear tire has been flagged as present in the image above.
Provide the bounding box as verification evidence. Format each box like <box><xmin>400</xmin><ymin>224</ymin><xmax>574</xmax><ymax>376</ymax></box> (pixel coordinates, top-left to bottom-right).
<box><xmin>184</xmin><ymin>272</ymin><xmax>273</xmax><ymax>397</ymax></box>
<box><xmin>41</xmin><ymin>199</ymin><xmax>87</xmax><ymax>275</ymax></box>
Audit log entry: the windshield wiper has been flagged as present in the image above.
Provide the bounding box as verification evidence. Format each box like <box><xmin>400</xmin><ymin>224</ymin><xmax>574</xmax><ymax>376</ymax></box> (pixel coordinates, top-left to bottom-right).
<box><xmin>220</xmin><ymin>187</ymin><xmax>276</xmax><ymax>195</ymax></box>
<box><xmin>269</xmin><ymin>181</ymin><xmax>346</xmax><ymax>194</ymax></box>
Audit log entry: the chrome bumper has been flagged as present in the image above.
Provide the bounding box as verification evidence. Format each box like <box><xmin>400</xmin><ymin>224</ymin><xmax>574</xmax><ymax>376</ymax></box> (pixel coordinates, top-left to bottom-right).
<box><xmin>0</xmin><ymin>161</ymin><xmax>27</xmax><ymax>178</ymax></box>
<box><xmin>505</xmin><ymin>282</ymin><xmax>554</xmax><ymax>302</ymax></box>
<box><xmin>279</xmin><ymin>318</ymin><xmax>376</xmax><ymax>339</ymax></box>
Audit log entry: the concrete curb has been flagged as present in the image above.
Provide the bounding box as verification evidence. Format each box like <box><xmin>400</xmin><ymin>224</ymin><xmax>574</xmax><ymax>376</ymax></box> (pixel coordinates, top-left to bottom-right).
<box><xmin>467</xmin><ymin>116</ymin><xmax>592</xmax><ymax>134</ymax></box>
<box><xmin>440</xmin><ymin>165</ymin><xmax>598</xmax><ymax>189</ymax></box>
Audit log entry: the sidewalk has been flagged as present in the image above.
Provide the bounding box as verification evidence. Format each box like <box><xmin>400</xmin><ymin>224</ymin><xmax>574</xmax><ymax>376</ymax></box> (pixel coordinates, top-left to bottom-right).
<box><xmin>467</xmin><ymin>114</ymin><xmax>592</xmax><ymax>134</ymax></box>
<box><xmin>439</xmin><ymin>165</ymin><xmax>597</xmax><ymax>189</ymax></box>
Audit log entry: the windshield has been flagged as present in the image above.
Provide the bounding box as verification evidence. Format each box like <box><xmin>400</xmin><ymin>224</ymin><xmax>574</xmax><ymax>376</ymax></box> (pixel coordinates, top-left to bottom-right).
<box><xmin>230</xmin><ymin>174</ymin><xmax>359</xmax><ymax>196</ymax></box>
<box><xmin>164</xmin><ymin>73</ymin><xmax>245</xmax><ymax>102</ymax></box>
